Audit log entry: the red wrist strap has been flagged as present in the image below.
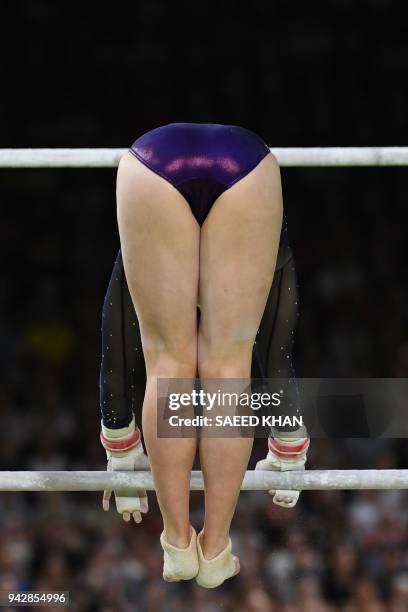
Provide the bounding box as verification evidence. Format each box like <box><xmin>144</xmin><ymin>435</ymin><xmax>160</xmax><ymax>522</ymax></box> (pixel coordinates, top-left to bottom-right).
<box><xmin>268</xmin><ymin>435</ymin><xmax>310</xmax><ymax>459</ymax></box>
<box><xmin>100</xmin><ymin>426</ymin><xmax>141</xmax><ymax>452</ymax></box>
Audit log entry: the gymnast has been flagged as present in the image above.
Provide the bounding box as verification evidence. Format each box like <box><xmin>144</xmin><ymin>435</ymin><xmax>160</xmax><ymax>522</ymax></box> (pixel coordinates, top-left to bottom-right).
<box><xmin>98</xmin><ymin>123</ymin><xmax>309</xmax><ymax>588</ymax></box>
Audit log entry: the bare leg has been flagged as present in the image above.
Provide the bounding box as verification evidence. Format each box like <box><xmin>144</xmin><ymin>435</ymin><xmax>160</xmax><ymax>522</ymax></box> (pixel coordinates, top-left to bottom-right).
<box><xmin>198</xmin><ymin>154</ymin><xmax>283</xmax><ymax>558</ymax></box>
<box><xmin>117</xmin><ymin>153</ymin><xmax>199</xmax><ymax>547</ymax></box>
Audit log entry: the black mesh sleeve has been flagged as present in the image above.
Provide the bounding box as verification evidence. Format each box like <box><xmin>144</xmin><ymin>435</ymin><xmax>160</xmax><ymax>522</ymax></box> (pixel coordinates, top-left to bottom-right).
<box><xmin>99</xmin><ymin>250</ymin><xmax>145</xmax><ymax>429</ymax></box>
<box><xmin>252</xmin><ymin>217</ymin><xmax>304</xmax><ymax>434</ymax></box>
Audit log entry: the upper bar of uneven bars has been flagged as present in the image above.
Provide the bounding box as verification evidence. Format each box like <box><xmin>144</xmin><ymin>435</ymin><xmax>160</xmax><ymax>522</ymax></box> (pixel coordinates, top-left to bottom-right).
<box><xmin>0</xmin><ymin>470</ymin><xmax>407</xmax><ymax>491</ymax></box>
<box><xmin>1</xmin><ymin>148</ymin><xmax>408</xmax><ymax>167</ymax></box>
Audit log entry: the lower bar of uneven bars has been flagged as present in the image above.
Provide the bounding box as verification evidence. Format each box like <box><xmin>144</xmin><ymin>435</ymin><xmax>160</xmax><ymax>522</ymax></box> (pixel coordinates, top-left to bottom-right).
<box><xmin>0</xmin><ymin>470</ymin><xmax>407</xmax><ymax>491</ymax></box>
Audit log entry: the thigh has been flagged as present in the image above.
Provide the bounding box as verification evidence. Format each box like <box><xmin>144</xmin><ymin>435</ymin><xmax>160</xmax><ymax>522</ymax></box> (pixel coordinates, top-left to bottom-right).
<box><xmin>116</xmin><ymin>153</ymin><xmax>200</xmax><ymax>368</ymax></box>
<box><xmin>198</xmin><ymin>154</ymin><xmax>283</xmax><ymax>368</ymax></box>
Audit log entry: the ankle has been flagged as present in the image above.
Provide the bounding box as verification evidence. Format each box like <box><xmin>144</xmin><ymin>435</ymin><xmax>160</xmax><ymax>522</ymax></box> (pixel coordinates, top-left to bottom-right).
<box><xmin>199</xmin><ymin>530</ymin><xmax>230</xmax><ymax>559</ymax></box>
<box><xmin>163</xmin><ymin>525</ymin><xmax>192</xmax><ymax>549</ymax></box>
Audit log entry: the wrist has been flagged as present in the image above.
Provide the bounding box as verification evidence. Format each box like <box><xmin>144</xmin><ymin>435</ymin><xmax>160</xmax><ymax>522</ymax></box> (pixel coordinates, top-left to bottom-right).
<box><xmin>267</xmin><ymin>434</ymin><xmax>309</xmax><ymax>471</ymax></box>
<box><xmin>100</xmin><ymin>414</ymin><xmax>143</xmax><ymax>456</ymax></box>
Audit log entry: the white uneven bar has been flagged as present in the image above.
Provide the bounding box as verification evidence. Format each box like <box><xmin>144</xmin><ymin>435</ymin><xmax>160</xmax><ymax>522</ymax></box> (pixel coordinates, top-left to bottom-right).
<box><xmin>1</xmin><ymin>147</ymin><xmax>408</xmax><ymax>167</ymax></box>
<box><xmin>0</xmin><ymin>470</ymin><xmax>407</xmax><ymax>491</ymax></box>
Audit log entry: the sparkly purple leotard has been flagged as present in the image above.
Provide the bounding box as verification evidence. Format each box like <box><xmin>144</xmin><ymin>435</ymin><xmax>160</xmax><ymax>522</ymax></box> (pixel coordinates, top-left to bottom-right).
<box><xmin>100</xmin><ymin>123</ymin><xmax>300</xmax><ymax>432</ymax></box>
<box><xmin>129</xmin><ymin>123</ymin><xmax>271</xmax><ymax>225</ymax></box>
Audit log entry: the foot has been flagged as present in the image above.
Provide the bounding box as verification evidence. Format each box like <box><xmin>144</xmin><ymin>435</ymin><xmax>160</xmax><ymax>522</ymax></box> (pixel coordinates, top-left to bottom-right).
<box><xmin>160</xmin><ymin>526</ymin><xmax>199</xmax><ymax>582</ymax></box>
<box><xmin>195</xmin><ymin>531</ymin><xmax>240</xmax><ymax>589</ymax></box>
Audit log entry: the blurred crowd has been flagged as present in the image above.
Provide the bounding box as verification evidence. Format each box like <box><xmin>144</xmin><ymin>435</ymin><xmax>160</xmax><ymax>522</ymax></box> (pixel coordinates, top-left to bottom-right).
<box><xmin>1</xmin><ymin>384</ymin><xmax>408</xmax><ymax>612</ymax></box>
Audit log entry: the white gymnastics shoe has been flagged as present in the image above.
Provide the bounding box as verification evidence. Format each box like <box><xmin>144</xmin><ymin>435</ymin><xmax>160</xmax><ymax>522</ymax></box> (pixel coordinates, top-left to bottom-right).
<box><xmin>195</xmin><ymin>531</ymin><xmax>239</xmax><ymax>589</ymax></box>
<box><xmin>160</xmin><ymin>526</ymin><xmax>199</xmax><ymax>582</ymax></box>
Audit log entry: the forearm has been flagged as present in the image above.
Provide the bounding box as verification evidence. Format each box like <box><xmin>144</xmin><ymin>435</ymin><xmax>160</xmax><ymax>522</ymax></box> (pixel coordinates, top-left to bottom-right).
<box><xmin>99</xmin><ymin>249</ymin><xmax>142</xmax><ymax>429</ymax></box>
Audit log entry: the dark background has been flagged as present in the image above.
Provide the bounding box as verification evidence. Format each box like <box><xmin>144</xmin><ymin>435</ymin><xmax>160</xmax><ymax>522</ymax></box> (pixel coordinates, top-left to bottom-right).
<box><xmin>1</xmin><ymin>1</ymin><xmax>408</xmax><ymax>611</ymax></box>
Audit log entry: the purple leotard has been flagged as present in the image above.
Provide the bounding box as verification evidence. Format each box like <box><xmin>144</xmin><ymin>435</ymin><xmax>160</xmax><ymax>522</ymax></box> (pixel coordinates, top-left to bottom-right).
<box><xmin>129</xmin><ymin>122</ymin><xmax>271</xmax><ymax>225</ymax></box>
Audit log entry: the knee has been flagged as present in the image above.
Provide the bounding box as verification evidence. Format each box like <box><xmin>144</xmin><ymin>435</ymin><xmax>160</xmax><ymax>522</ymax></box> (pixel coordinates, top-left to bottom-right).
<box><xmin>143</xmin><ymin>337</ymin><xmax>198</xmax><ymax>379</ymax></box>
<box><xmin>198</xmin><ymin>337</ymin><xmax>253</xmax><ymax>379</ymax></box>
<box><xmin>199</xmin><ymin>360</ymin><xmax>250</xmax><ymax>379</ymax></box>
